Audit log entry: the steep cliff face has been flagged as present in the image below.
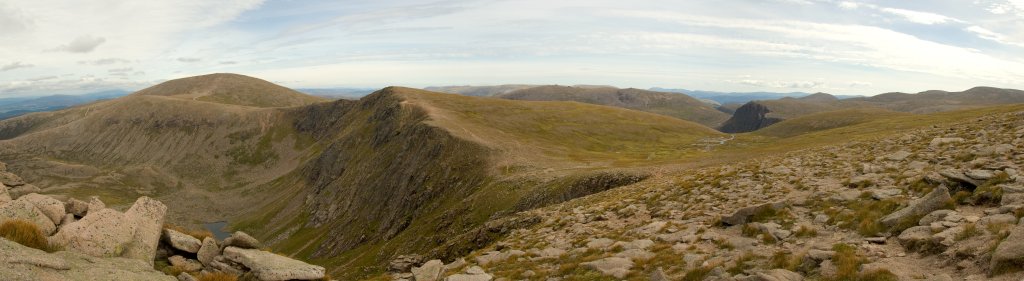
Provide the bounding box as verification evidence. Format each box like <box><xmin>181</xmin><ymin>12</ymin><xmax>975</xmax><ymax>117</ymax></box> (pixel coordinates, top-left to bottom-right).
<box><xmin>718</xmin><ymin>102</ymin><xmax>783</xmax><ymax>133</ymax></box>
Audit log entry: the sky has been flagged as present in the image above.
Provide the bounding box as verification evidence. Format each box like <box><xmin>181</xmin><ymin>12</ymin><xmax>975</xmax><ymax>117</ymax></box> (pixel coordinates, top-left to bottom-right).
<box><xmin>1</xmin><ymin>0</ymin><xmax>1023</xmax><ymax>97</ymax></box>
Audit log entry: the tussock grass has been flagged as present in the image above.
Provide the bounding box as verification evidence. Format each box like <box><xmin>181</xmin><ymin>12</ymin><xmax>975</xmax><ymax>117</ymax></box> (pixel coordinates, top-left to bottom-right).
<box><xmin>0</xmin><ymin>220</ymin><xmax>62</xmax><ymax>252</ymax></box>
<box><xmin>822</xmin><ymin>243</ymin><xmax>898</xmax><ymax>281</ymax></box>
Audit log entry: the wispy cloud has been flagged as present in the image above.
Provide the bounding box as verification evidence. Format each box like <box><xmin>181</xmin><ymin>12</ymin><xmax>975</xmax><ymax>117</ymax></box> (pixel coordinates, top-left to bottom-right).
<box><xmin>879</xmin><ymin>7</ymin><xmax>962</xmax><ymax>25</ymax></box>
<box><xmin>1</xmin><ymin>62</ymin><xmax>33</xmax><ymax>71</ymax></box>
<box><xmin>49</xmin><ymin>35</ymin><xmax>107</xmax><ymax>53</ymax></box>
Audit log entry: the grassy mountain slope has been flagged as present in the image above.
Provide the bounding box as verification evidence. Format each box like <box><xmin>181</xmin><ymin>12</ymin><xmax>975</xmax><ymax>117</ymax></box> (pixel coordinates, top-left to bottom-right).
<box><xmin>753</xmin><ymin>108</ymin><xmax>911</xmax><ymax>138</ymax></box>
<box><xmin>498</xmin><ymin>85</ymin><xmax>730</xmax><ymax>128</ymax></box>
<box><xmin>232</xmin><ymin>87</ymin><xmax>726</xmax><ymax>279</ymax></box>
<box><xmin>133</xmin><ymin>73</ymin><xmax>327</xmax><ymax>107</ymax></box>
<box><xmin>0</xmin><ymin>77</ymin><xmax>726</xmax><ymax>280</ymax></box>
<box><xmin>720</xmin><ymin>87</ymin><xmax>1024</xmax><ymax>133</ymax></box>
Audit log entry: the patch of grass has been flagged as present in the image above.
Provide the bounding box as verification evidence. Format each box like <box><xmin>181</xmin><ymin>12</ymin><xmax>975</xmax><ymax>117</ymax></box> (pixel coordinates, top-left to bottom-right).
<box><xmin>161</xmin><ymin>264</ymin><xmax>192</xmax><ymax>277</ymax></box>
<box><xmin>822</xmin><ymin>199</ymin><xmax>901</xmax><ymax>236</ymax></box>
<box><xmin>952</xmin><ymin>191</ymin><xmax>973</xmax><ymax>205</ymax></box>
<box><xmin>164</xmin><ymin>224</ymin><xmax>214</xmax><ymax>241</ymax></box>
<box><xmin>682</xmin><ymin>266</ymin><xmax>714</xmax><ymax>281</ymax></box>
<box><xmin>769</xmin><ymin>250</ymin><xmax>803</xmax><ymax>271</ymax></box>
<box><xmin>955</xmin><ymin>223</ymin><xmax>981</xmax><ymax>241</ymax></box>
<box><xmin>727</xmin><ymin>252</ymin><xmax>758</xmax><ymax>275</ymax></box>
<box><xmin>794</xmin><ymin>225</ymin><xmax>818</xmax><ymax>238</ymax></box>
<box><xmin>0</xmin><ymin>220</ymin><xmax>62</xmax><ymax>252</ymax></box>
<box><xmin>820</xmin><ymin>243</ymin><xmax>897</xmax><ymax>281</ymax></box>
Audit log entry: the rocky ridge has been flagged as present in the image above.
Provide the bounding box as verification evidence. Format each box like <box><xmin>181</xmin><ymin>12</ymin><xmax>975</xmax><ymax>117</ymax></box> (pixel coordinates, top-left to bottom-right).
<box><xmin>384</xmin><ymin>110</ymin><xmax>1024</xmax><ymax>280</ymax></box>
<box><xmin>0</xmin><ymin>165</ymin><xmax>328</xmax><ymax>281</ymax></box>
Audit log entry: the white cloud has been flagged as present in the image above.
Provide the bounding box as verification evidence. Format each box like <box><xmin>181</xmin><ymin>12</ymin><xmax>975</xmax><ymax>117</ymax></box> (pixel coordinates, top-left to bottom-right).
<box><xmin>78</xmin><ymin>58</ymin><xmax>130</xmax><ymax>65</ymax></box>
<box><xmin>732</xmin><ymin>79</ymin><xmax>824</xmax><ymax>88</ymax></box>
<box><xmin>966</xmin><ymin>25</ymin><xmax>1024</xmax><ymax>47</ymax></box>
<box><xmin>838</xmin><ymin>1</ymin><xmax>860</xmax><ymax>9</ymax></box>
<box><xmin>1</xmin><ymin>62</ymin><xmax>33</xmax><ymax>71</ymax></box>
<box><xmin>879</xmin><ymin>7</ymin><xmax>961</xmax><ymax>25</ymax></box>
<box><xmin>49</xmin><ymin>35</ymin><xmax>106</xmax><ymax>53</ymax></box>
<box><xmin>610</xmin><ymin>11</ymin><xmax>1024</xmax><ymax>84</ymax></box>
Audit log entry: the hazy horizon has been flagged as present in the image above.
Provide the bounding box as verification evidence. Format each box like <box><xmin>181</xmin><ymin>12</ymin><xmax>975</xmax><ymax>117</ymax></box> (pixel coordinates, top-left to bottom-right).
<box><xmin>2</xmin><ymin>0</ymin><xmax>1023</xmax><ymax>97</ymax></box>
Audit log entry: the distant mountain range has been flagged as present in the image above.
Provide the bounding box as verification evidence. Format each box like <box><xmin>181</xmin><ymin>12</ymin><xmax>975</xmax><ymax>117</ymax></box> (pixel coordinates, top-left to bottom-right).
<box><xmin>296</xmin><ymin>88</ymin><xmax>379</xmax><ymax>99</ymax></box>
<box><xmin>0</xmin><ymin>90</ymin><xmax>129</xmax><ymax>120</ymax></box>
<box><xmin>649</xmin><ymin>88</ymin><xmax>863</xmax><ymax>104</ymax></box>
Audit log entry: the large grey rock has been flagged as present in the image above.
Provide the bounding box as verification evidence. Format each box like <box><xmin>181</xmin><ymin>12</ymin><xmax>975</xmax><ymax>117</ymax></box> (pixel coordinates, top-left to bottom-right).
<box><xmin>50</xmin><ymin>208</ymin><xmax>135</xmax><ymax>258</ymax></box>
<box><xmin>930</xmin><ymin>137</ymin><xmax>964</xmax><ymax>147</ymax></box>
<box><xmin>939</xmin><ymin>170</ymin><xmax>981</xmax><ymax>188</ymax></box>
<box><xmin>720</xmin><ymin>202</ymin><xmax>786</xmax><ymax>226</ymax></box>
<box><xmin>223</xmin><ymin>231</ymin><xmax>262</xmax><ymax>249</ymax></box>
<box><xmin>0</xmin><ymin>184</ymin><xmax>10</xmax><ymax>205</ymax></box>
<box><xmin>223</xmin><ymin>246</ymin><xmax>325</xmax><ymax>281</ymax></box>
<box><xmin>754</xmin><ymin>269</ymin><xmax>804</xmax><ymax>281</ymax></box>
<box><xmin>87</xmin><ymin>196</ymin><xmax>105</xmax><ymax>214</ymax></box>
<box><xmin>880</xmin><ymin>186</ymin><xmax>952</xmax><ymax>230</ymax></box>
<box><xmin>445</xmin><ymin>266</ymin><xmax>493</xmax><ymax>281</ymax></box>
<box><xmin>122</xmin><ymin>196</ymin><xmax>167</xmax><ymax>265</ymax></box>
<box><xmin>18</xmin><ymin>193</ymin><xmax>65</xmax><ymax>225</ymax></box>
<box><xmin>581</xmin><ymin>257</ymin><xmax>633</xmax><ymax>279</ymax></box>
<box><xmin>0</xmin><ymin>199</ymin><xmax>57</xmax><ymax>235</ymax></box>
<box><xmin>197</xmin><ymin>237</ymin><xmax>219</xmax><ymax>266</ymax></box>
<box><xmin>0</xmin><ymin>171</ymin><xmax>26</xmax><ymax>187</ymax></box>
<box><xmin>412</xmin><ymin>259</ymin><xmax>444</xmax><ymax>281</ymax></box>
<box><xmin>163</xmin><ymin>228</ymin><xmax>202</xmax><ymax>253</ymax></box>
<box><xmin>0</xmin><ymin>237</ymin><xmax>176</xmax><ymax>281</ymax></box>
<box><xmin>7</xmin><ymin>184</ymin><xmax>40</xmax><ymax>199</ymax></box>
<box><xmin>389</xmin><ymin>254</ymin><xmax>425</xmax><ymax>272</ymax></box>
<box><xmin>991</xmin><ymin>223</ymin><xmax>1024</xmax><ymax>274</ymax></box>
<box><xmin>65</xmin><ymin>198</ymin><xmax>89</xmax><ymax>217</ymax></box>
<box><xmin>168</xmin><ymin>255</ymin><xmax>202</xmax><ymax>272</ymax></box>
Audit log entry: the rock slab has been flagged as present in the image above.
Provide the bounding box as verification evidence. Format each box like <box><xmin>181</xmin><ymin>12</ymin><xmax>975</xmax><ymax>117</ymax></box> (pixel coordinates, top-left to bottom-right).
<box><xmin>223</xmin><ymin>246</ymin><xmax>325</xmax><ymax>281</ymax></box>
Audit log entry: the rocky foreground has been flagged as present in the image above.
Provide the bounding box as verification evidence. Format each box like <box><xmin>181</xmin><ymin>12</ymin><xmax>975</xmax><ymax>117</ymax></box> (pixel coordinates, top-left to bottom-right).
<box><xmin>0</xmin><ymin>167</ymin><xmax>327</xmax><ymax>281</ymax></box>
<box><xmin>386</xmin><ymin>111</ymin><xmax>1024</xmax><ymax>280</ymax></box>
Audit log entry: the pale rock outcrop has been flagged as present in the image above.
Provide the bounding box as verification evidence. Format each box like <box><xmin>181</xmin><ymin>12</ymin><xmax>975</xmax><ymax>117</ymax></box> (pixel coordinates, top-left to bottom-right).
<box><xmin>0</xmin><ymin>184</ymin><xmax>11</xmax><ymax>204</ymax></box>
<box><xmin>990</xmin><ymin>223</ymin><xmax>1024</xmax><ymax>274</ymax></box>
<box><xmin>0</xmin><ymin>237</ymin><xmax>175</xmax><ymax>281</ymax></box>
<box><xmin>18</xmin><ymin>193</ymin><xmax>66</xmax><ymax>225</ymax></box>
<box><xmin>8</xmin><ymin>184</ymin><xmax>40</xmax><ymax>199</ymax></box>
<box><xmin>720</xmin><ymin>202</ymin><xmax>786</xmax><ymax>226</ymax></box>
<box><xmin>411</xmin><ymin>259</ymin><xmax>444</xmax><ymax>281</ymax></box>
<box><xmin>880</xmin><ymin>186</ymin><xmax>952</xmax><ymax>230</ymax></box>
<box><xmin>197</xmin><ymin>237</ymin><xmax>219</xmax><ymax>266</ymax></box>
<box><xmin>223</xmin><ymin>246</ymin><xmax>326</xmax><ymax>281</ymax></box>
<box><xmin>222</xmin><ymin>231</ymin><xmax>262</xmax><ymax>249</ymax></box>
<box><xmin>87</xmin><ymin>196</ymin><xmax>105</xmax><ymax>214</ymax></box>
<box><xmin>754</xmin><ymin>269</ymin><xmax>804</xmax><ymax>281</ymax></box>
<box><xmin>581</xmin><ymin>257</ymin><xmax>633</xmax><ymax>278</ymax></box>
<box><xmin>164</xmin><ymin>228</ymin><xmax>202</xmax><ymax>253</ymax></box>
<box><xmin>122</xmin><ymin>196</ymin><xmax>167</xmax><ymax>265</ymax></box>
<box><xmin>0</xmin><ymin>199</ymin><xmax>57</xmax><ymax>235</ymax></box>
<box><xmin>50</xmin><ymin>208</ymin><xmax>135</xmax><ymax>258</ymax></box>
<box><xmin>65</xmin><ymin>198</ymin><xmax>89</xmax><ymax>217</ymax></box>
<box><xmin>168</xmin><ymin>255</ymin><xmax>203</xmax><ymax>272</ymax></box>
<box><xmin>445</xmin><ymin>266</ymin><xmax>493</xmax><ymax>281</ymax></box>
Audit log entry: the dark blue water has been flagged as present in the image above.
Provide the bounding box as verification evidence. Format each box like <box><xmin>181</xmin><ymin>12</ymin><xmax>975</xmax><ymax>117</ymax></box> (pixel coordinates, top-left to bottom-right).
<box><xmin>204</xmin><ymin>221</ymin><xmax>231</xmax><ymax>241</ymax></box>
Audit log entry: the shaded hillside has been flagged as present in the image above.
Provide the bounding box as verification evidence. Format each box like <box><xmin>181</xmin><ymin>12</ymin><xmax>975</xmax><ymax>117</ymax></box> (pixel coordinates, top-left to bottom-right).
<box><xmin>134</xmin><ymin>73</ymin><xmax>327</xmax><ymax>107</ymax></box>
<box><xmin>498</xmin><ymin>85</ymin><xmax>730</xmax><ymax>127</ymax></box>
<box><xmin>424</xmin><ymin>85</ymin><xmax>539</xmax><ymax>97</ymax></box>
